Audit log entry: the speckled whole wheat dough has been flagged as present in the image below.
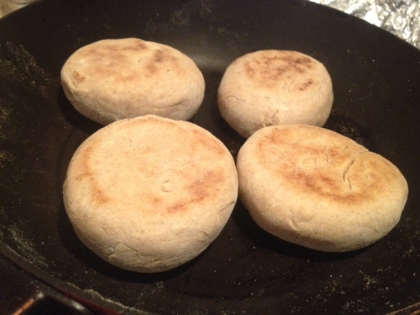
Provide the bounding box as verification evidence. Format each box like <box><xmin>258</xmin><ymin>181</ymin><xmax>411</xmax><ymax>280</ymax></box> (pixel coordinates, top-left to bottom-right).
<box><xmin>61</xmin><ymin>38</ymin><xmax>205</xmax><ymax>125</ymax></box>
<box><xmin>63</xmin><ymin>115</ymin><xmax>238</xmax><ymax>273</ymax></box>
<box><xmin>218</xmin><ymin>50</ymin><xmax>334</xmax><ymax>138</ymax></box>
<box><xmin>236</xmin><ymin>124</ymin><xmax>408</xmax><ymax>252</ymax></box>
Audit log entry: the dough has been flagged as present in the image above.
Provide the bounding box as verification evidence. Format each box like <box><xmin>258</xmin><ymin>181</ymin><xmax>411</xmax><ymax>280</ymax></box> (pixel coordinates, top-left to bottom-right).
<box><xmin>218</xmin><ymin>50</ymin><xmax>333</xmax><ymax>138</ymax></box>
<box><xmin>236</xmin><ymin>124</ymin><xmax>408</xmax><ymax>252</ymax></box>
<box><xmin>61</xmin><ymin>38</ymin><xmax>205</xmax><ymax>125</ymax></box>
<box><xmin>63</xmin><ymin>115</ymin><xmax>238</xmax><ymax>272</ymax></box>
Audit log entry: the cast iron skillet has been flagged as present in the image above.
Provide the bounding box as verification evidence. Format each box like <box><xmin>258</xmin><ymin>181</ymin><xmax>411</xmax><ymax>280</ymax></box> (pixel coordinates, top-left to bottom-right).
<box><xmin>0</xmin><ymin>0</ymin><xmax>420</xmax><ymax>314</ymax></box>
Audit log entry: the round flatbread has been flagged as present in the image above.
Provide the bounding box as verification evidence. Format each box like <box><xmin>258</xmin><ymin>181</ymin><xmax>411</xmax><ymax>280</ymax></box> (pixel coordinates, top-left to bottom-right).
<box><xmin>236</xmin><ymin>124</ymin><xmax>408</xmax><ymax>252</ymax></box>
<box><xmin>61</xmin><ymin>38</ymin><xmax>205</xmax><ymax>125</ymax></box>
<box><xmin>218</xmin><ymin>50</ymin><xmax>333</xmax><ymax>138</ymax></box>
<box><xmin>63</xmin><ymin>115</ymin><xmax>238</xmax><ymax>272</ymax></box>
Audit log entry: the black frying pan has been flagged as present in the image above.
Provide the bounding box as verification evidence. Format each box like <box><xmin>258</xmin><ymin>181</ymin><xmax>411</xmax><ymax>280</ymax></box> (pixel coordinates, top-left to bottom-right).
<box><xmin>1</xmin><ymin>0</ymin><xmax>420</xmax><ymax>314</ymax></box>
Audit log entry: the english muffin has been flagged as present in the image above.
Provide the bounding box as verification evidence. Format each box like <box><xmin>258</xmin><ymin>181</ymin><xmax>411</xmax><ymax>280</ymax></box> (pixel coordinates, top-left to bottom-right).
<box><xmin>236</xmin><ymin>124</ymin><xmax>408</xmax><ymax>252</ymax></box>
<box><xmin>61</xmin><ymin>38</ymin><xmax>205</xmax><ymax>125</ymax></box>
<box><xmin>63</xmin><ymin>115</ymin><xmax>238</xmax><ymax>272</ymax></box>
<box><xmin>218</xmin><ymin>50</ymin><xmax>333</xmax><ymax>138</ymax></box>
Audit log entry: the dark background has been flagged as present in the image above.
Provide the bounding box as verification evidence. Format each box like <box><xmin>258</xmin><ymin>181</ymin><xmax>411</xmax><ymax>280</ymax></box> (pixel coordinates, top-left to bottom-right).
<box><xmin>1</xmin><ymin>1</ymin><xmax>420</xmax><ymax>314</ymax></box>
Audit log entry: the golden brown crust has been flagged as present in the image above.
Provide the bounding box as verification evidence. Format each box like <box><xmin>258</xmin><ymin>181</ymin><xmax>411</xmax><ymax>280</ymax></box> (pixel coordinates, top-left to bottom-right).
<box><xmin>63</xmin><ymin>115</ymin><xmax>238</xmax><ymax>272</ymax></box>
<box><xmin>237</xmin><ymin>124</ymin><xmax>408</xmax><ymax>252</ymax></box>
<box><xmin>255</xmin><ymin>125</ymin><xmax>371</xmax><ymax>205</ymax></box>
<box><xmin>70</xmin><ymin>40</ymin><xmax>187</xmax><ymax>84</ymax></box>
<box><xmin>243</xmin><ymin>51</ymin><xmax>317</xmax><ymax>91</ymax></box>
<box><xmin>71</xmin><ymin>116</ymin><xmax>229</xmax><ymax>215</ymax></box>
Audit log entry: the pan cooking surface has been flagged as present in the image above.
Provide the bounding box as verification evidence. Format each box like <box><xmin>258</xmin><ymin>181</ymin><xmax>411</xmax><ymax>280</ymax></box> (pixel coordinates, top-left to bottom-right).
<box><xmin>1</xmin><ymin>0</ymin><xmax>420</xmax><ymax>314</ymax></box>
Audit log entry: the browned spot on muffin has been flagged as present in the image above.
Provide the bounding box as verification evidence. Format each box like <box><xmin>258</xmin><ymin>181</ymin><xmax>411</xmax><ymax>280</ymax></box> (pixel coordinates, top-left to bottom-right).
<box><xmin>73</xmin><ymin>71</ymin><xmax>86</xmax><ymax>82</ymax></box>
<box><xmin>144</xmin><ymin>48</ymin><xmax>182</xmax><ymax>77</ymax></box>
<box><xmin>166</xmin><ymin>202</ymin><xmax>186</xmax><ymax>214</ymax></box>
<box><xmin>243</xmin><ymin>51</ymin><xmax>317</xmax><ymax>89</ymax></box>
<box><xmin>255</xmin><ymin>126</ymin><xmax>381</xmax><ymax>206</ymax></box>
<box><xmin>298</xmin><ymin>78</ymin><xmax>314</xmax><ymax>91</ymax></box>
<box><xmin>166</xmin><ymin>169</ymin><xmax>226</xmax><ymax>214</ymax></box>
<box><xmin>75</xmin><ymin>145</ymin><xmax>112</xmax><ymax>206</ymax></box>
